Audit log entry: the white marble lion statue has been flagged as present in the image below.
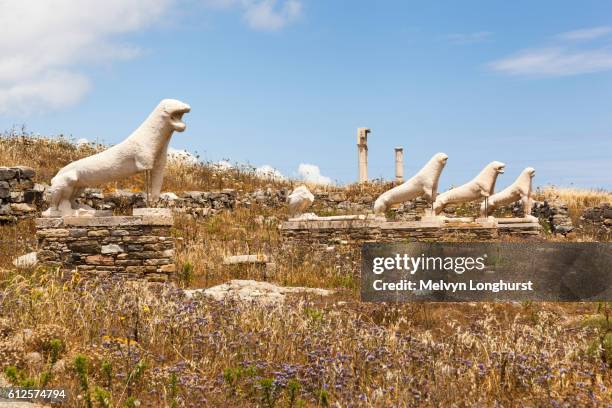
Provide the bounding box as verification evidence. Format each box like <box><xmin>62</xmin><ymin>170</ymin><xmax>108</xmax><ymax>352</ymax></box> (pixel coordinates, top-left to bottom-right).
<box><xmin>43</xmin><ymin>99</ymin><xmax>191</xmax><ymax>217</ymax></box>
<box><xmin>374</xmin><ymin>152</ymin><xmax>448</xmax><ymax>214</ymax></box>
<box><xmin>481</xmin><ymin>167</ymin><xmax>535</xmax><ymax>217</ymax></box>
<box><xmin>433</xmin><ymin>161</ymin><xmax>505</xmax><ymax>215</ymax></box>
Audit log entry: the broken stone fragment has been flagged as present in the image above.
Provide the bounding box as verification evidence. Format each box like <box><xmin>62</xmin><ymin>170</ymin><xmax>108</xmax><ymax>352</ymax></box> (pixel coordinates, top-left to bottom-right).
<box><xmin>223</xmin><ymin>254</ymin><xmax>269</xmax><ymax>265</ymax></box>
<box><xmin>185</xmin><ymin>279</ymin><xmax>333</xmax><ymax>305</ymax></box>
<box><xmin>13</xmin><ymin>252</ymin><xmax>38</xmax><ymax>268</ymax></box>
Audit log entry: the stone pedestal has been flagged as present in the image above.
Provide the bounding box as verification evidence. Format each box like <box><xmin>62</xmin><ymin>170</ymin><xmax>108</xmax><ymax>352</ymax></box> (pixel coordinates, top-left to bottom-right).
<box><xmin>36</xmin><ymin>208</ymin><xmax>175</xmax><ymax>282</ymax></box>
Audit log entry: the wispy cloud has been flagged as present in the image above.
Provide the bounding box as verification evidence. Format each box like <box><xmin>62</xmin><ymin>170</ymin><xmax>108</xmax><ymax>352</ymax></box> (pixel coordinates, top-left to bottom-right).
<box><xmin>445</xmin><ymin>31</ymin><xmax>492</xmax><ymax>45</ymax></box>
<box><xmin>0</xmin><ymin>0</ymin><xmax>174</xmax><ymax>115</ymax></box>
<box><xmin>557</xmin><ymin>26</ymin><xmax>612</xmax><ymax>41</ymax></box>
<box><xmin>489</xmin><ymin>47</ymin><xmax>612</xmax><ymax>77</ymax></box>
<box><xmin>202</xmin><ymin>0</ymin><xmax>302</xmax><ymax>31</ymax></box>
<box><xmin>489</xmin><ymin>26</ymin><xmax>612</xmax><ymax>77</ymax></box>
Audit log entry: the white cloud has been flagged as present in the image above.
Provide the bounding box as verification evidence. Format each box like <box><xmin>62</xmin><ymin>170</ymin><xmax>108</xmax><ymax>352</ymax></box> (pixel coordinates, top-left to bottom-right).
<box><xmin>557</xmin><ymin>26</ymin><xmax>612</xmax><ymax>41</ymax></box>
<box><xmin>167</xmin><ymin>147</ymin><xmax>200</xmax><ymax>164</ymax></box>
<box><xmin>0</xmin><ymin>0</ymin><xmax>174</xmax><ymax>115</ymax></box>
<box><xmin>489</xmin><ymin>47</ymin><xmax>612</xmax><ymax>77</ymax></box>
<box><xmin>489</xmin><ymin>26</ymin><xmax>612</xmax><ymax>77</ymax></box>
<box><xmin>76</xmin><ymin>138</ymin><xmax>90</xmax><ymax>146</ymax></box>
<box><xmin>202</xmin><ymin>0</ymin><xmax>302</xmax><ymax>31</ymax></box>
<box><xmin>215</xmin><ymin>160</ymin><xmax>234</xmax><ymax>170</ymax></box>
<box><xmin>297</xmin><ymin>163</ymin><xmax>332</xmax><ymax>185</ymax></box>
<box><xmin>243</xmin><ymin>0</ymin><xmax>301</xmax><ymax>31</ymax></box>
<box><xmin>255</xmin><ymin>164</ymin><xmax>285</xmax><ymax>180</ymax></box>
<box><xmin>445</xmin><ymin>31</ymin><xmax>492</xmax><ymax>45</ymax></box>
<box><xmin>0</xmin><ymin>71</ymin><xmax>91</xmax><ymax>114</ymax></box>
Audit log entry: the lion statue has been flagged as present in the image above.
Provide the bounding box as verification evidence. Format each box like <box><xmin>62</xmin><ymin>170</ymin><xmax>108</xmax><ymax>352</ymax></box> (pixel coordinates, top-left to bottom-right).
<box><xmin>374</xmin><ymin>152</ymin><xmax>448</xmax><ymax>214</ymax></box>
<box><xmin>433</xmin><ymin>161</ymin><xmax>505</xmax><ymax>215</ymax></box>
<box><xmin>287</xmin><ymin>185</ymin><xmax>315</xmax><ymax>217</ymax></box>
<box><xmin>481</xmin><ymin>167</ymin><xmax>535</xmax><ymax>217</ymax></box>
<box><xmin>42</xmin><ymin>99</ymin><xmax>191</xmax><ymax>217</ymax></box>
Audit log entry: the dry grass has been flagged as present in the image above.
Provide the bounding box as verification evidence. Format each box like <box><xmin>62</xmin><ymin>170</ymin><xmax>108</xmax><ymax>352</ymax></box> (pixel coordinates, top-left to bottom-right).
<box><xmin>1</xmin><ymin>134</ymin><xmax>611</xmax><ymax>406</ymax></box>
<box><xmin>0</xmin><ymin>269</ymin><xmax>610</xmax><ymax>407</ymax></box>
<box><xmin>173</xmin><ymin>208</ymin><xmax>357</xmax><ymax>290</ymax></box>
<box><xmin>1</xmin><ymin>211</ymin><xmax>610</xmax><ymax>406</ymax></box>
<box><xmin>535</xmin><ymin>186</ymin><xmax>612</xmax><ymax>223</ymax></box>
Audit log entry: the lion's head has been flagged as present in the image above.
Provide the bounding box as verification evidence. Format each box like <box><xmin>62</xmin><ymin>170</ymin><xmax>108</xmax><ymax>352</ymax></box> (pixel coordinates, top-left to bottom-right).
<box><xmin>159</xmin><ymin>99</ymin><xmax>191</xmax><ymax>132</ymax></box>
<box><xmin>524</xmin><ymin>167</ymin><xmax>536</xmax><ymax>178</ymax></box>
<box><xmin>489</xmin><ymin>161</ymin><xmax>505</xmax><ymax>175</ymax></box>
<box><xmin>434</xmin><ymin>152</ymin><xmax>448</xmax><ymax>165</ymax></box>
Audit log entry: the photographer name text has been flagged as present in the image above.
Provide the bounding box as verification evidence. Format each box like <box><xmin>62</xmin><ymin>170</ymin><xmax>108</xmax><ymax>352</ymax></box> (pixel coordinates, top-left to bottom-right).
<box><xmin>372</xmin><ymin>279</ymin><xmax>533</xmax><ymax>293</ymax></box>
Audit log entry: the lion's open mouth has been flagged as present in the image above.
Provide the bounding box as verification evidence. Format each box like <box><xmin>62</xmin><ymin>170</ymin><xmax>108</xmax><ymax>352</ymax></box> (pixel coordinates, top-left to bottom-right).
<box><xmin>169</xmin><ymin>107</ymin><xmax>190</xmax><ymax>130</ymax></box>
<box><xmin>497</xmin><ymin>167</ymin><xmax>505</xmax><ymax>174</ymax></box>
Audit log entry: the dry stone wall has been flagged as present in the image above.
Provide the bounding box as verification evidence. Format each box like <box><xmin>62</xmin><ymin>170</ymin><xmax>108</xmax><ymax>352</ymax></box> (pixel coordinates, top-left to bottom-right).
<box><xmin>531</xmin><ymin>201</ymin><xmax>574</xmax><ymax>235</ymax></box>
<box><xmin>580</xmin><ymin>203</ymin><xmax>611</xmax><ymax>239</ymax></box>
<box><xmin>0</xmin><ymin>166</ymin><xmax>43</xmax><ymax>222</ymax></box>
<box><xmin>36</xmin><ymin>212</ymin><xmax>175</xmax><ymax>282</ymax></box>
<box><xmin>75</xmin><ymin>188</ymin><xmax>237</xmax><ymax>217</ymax></box>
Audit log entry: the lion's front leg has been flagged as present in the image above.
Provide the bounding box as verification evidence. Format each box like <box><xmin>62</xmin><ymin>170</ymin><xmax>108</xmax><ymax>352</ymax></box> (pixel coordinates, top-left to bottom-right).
<box><xmin>149</xmin><ymin>143</ymin><xmax>169</xmax><ymax>201</ymax></box>
<box><xmin>134</xmin><ymin>155</ymin><xmax>155</xmax><ymax>172</ymax></box>
<box><xmin>521</xmin><ymin>195</ymin><xmax>532</xmax><ymax>216</ymax></box>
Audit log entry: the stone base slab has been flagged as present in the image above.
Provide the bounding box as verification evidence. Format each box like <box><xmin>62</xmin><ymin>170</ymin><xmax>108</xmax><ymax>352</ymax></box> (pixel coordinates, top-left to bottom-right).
<box><xmin>496</xmin><ymin>216</ymin><xmax>542</xmax><ymax>236</ymax></box>
<box><xmin>281</xmin><ymin>215</ymin><xmax>542</xmax><ymax>245</ymax></box>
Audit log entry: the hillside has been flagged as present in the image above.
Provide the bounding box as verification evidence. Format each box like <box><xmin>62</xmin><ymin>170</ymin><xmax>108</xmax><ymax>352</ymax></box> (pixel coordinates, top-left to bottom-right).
<box><xmin>0</xmin><ymin>134</ymin><xmax>610</xmax><ymax>407</ymax></box>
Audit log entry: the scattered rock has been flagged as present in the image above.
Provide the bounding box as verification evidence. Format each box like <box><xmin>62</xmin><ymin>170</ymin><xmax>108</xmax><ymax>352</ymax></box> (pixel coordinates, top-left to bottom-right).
<box><xmin>13</xmin><ymin>252</ymin><xmax>38</xmax><ymax>268</ymax></box>
<box><xmin>24</xmin><ymin>351</ymin><xmax>43</xmax><ymax>367</ymax></box>
<box><xmin>186</xmin><ymin>280</ymin><xmax>333</xmax><ymax>305</ymax></box>
<box><xmin>223</xmin><ymin>254</ymin><xmax>269</xmax><ymax>265</ymax></box>
<box><xmin>159</xmin><ymin>192</ymin><xmax>179</xmax><ymax>201</ymax></box>
<box><xmin>51</xmin><ymin>359</ymin><xmax>67</xmax><ymax>375</ymax></box>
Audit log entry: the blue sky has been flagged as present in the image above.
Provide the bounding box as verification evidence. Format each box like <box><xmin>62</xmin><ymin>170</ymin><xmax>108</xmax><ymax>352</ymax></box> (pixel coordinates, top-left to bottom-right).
<box><xmin>1</xmin><ymin>0</ymin><xmax>611</xmax><ymax>189</ymax></box>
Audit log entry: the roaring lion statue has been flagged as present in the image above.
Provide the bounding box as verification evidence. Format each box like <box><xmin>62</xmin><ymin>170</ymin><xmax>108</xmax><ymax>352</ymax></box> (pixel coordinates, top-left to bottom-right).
<box><xmin>43</xmin><ymin>99</ymin><xmax>191</xmax><ymax>217</ymax></box>
<box><xmin>373</xmin><ymin>152</ymin><xmax>448</xmax><ymax>214</ymax></box>
<box><xmin>481</xmin><ymin>167</ymin><xmax>535</xmax><ymax>217</ymax></box>
<box><xmin>433</xmin><ymin>161</ymin><xmax>505</xmax><ymax>215</ymax></box>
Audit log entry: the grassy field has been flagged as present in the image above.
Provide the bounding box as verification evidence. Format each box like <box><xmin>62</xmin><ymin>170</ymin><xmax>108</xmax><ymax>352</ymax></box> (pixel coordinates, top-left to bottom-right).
<box><xmin>0</xmin><ymin>134</ymin><xmax>611</xmax><ymax>407</ymax></box>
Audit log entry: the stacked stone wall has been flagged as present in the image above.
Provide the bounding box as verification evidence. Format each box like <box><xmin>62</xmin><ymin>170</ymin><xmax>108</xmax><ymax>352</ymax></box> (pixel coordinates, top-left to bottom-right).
<box><xmin>36</xmin><ymin>213</ymin><xmax>175</xmax><ymax>282</ymax></box>
<box><xmin>0</xmin><ymin>166</ymin><xmax>43</xmax><ymax>222</ymax></box>
<box><xmin>580</xmin><ymin>203</ymin><xmax>612</xmax><ymax>239</ymax></box>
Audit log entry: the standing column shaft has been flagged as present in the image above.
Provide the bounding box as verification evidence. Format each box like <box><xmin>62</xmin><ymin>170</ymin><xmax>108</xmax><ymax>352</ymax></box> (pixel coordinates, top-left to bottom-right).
<box><xmin>395</xmin><ymin>147</ymin><xmax>404</xmax><ymax>183</ymax></box>
<box><xmin>357</xmin><ymin>128</ymin><xmax>370</xmax><ymax>183</ymax></box>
